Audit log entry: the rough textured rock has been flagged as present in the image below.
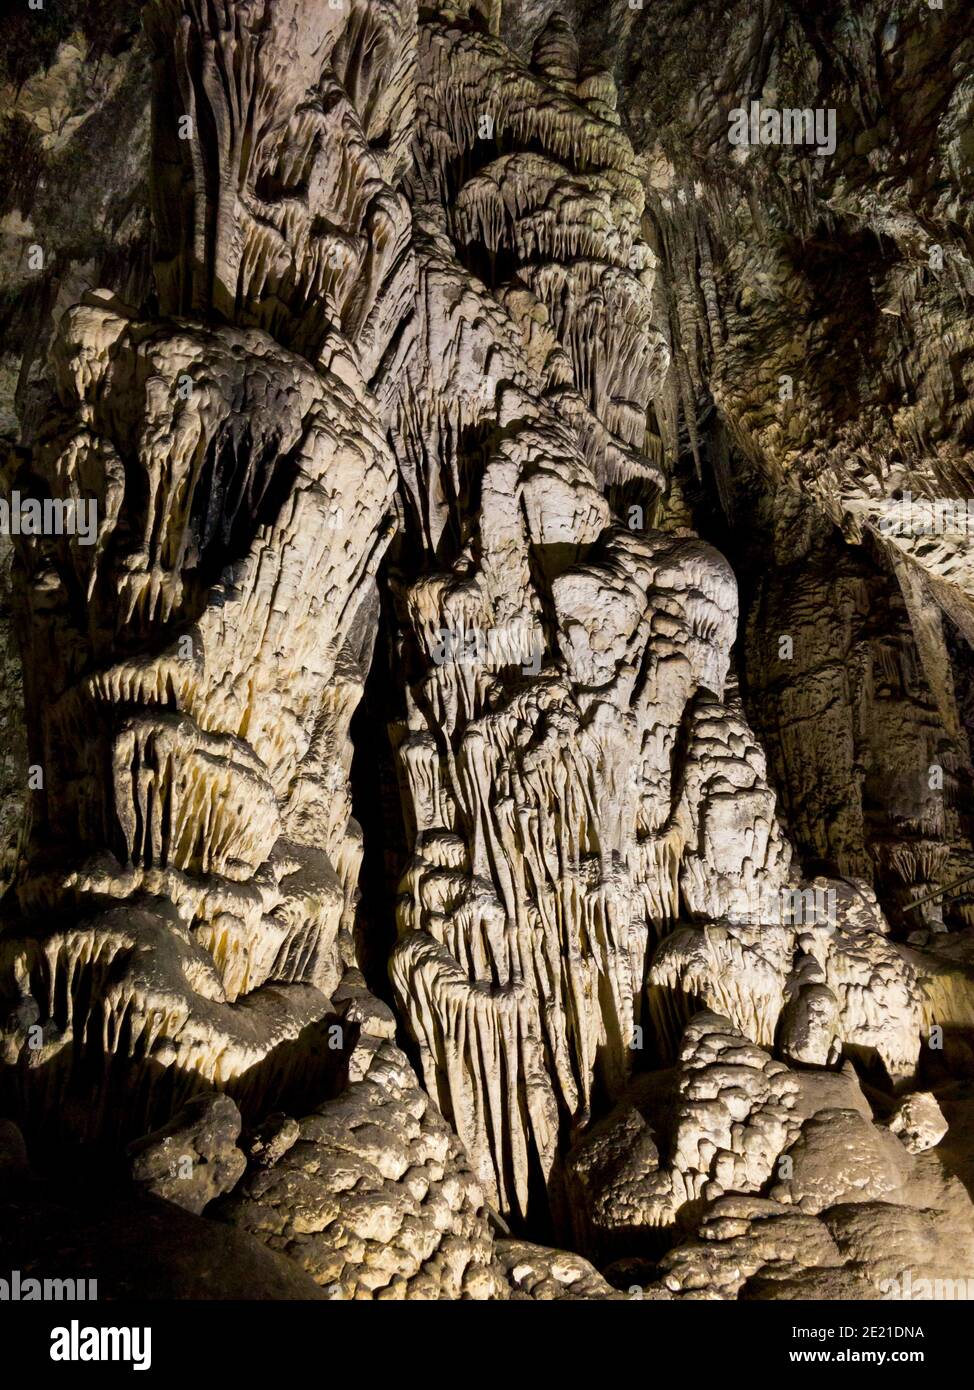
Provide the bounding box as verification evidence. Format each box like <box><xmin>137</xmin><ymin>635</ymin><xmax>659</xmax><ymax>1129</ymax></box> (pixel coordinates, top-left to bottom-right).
<box><xmin>495</xmin><ymin>1238</ymin><xmax>621</xmax><ymax>1300</ymax></box>
<box><xmin>0</xmin><ymin>0</ymin><xmax>974</xmax><ymax>1308</ymax></box>
<box><xmin>565</xmin><ymin>1011</ymin><xmax>885</xmax><ymax>1256</ymax></box>
<box><xmin>219</xmin><ymin>1003</ymin><xmax>507</xmax><ymax>1300</ymax></box>
<box><xmin>128</xmin><ymin>1092</ymin><xmax>247</xmax><ymax>1215</ymax></box>
<box><xmin>888</xmin><ymin>1091</ymin><xmax>949</xmax><ymax>1155</ymax></box>
<box><xmin>649</xmin><ymin>1179</ymin><xmax>974</xmax><ymax>1303</ymax></box>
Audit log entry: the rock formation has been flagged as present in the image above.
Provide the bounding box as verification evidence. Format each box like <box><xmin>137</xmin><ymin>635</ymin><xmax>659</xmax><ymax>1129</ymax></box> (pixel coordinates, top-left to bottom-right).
<box><xmin>0</xmin><ymin>0</ymin><xmax>973</xmax><ymax>1306</ymax></box>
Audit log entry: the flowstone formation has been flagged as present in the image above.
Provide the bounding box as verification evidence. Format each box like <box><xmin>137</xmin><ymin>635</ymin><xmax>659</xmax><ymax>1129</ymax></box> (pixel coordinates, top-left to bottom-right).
<box><xmin>1</xmin><ymin>0</ymin><xmax>974</xmax><ymax>1305</ymax></box>
<box><xmin>0</xmin><ymin>0</ymin><xmax>406</xmax><ymax>1139</ymax></box>
<box><xmin>386</xmin><ymin>5</ymin><xmax>761</xmax><ymax>1224</ymax></box>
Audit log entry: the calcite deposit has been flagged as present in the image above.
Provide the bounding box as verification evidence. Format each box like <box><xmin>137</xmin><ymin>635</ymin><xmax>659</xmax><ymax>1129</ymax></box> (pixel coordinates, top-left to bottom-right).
<box><xmin>0</xmin><ymin>0</ymin><xmax>973</xmax><ymax>1306</ymax></box>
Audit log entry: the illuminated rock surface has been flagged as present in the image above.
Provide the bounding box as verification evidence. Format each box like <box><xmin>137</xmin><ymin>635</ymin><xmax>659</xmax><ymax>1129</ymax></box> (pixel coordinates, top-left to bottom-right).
<box><xmin>0</xmin><ymin>0</ymin><xmax>973</xmax><ymax>1302</ymax></box>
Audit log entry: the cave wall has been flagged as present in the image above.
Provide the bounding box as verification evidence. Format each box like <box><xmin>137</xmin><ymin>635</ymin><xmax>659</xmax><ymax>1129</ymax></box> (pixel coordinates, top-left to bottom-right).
<box><xmin>0</xmin><ymin>0</ymin><xmax>973</xmax><ymax>1302</ymax></box>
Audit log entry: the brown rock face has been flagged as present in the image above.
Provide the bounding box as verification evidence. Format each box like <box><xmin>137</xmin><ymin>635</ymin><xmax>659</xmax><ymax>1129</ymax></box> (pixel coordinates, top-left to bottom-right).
<box><xmin>0</xmin><ymin>0</ymin><xmax>973</xmax><ymax>1307</ymax></box>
